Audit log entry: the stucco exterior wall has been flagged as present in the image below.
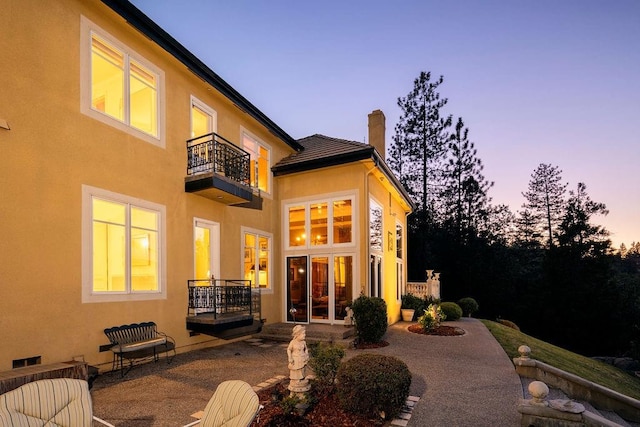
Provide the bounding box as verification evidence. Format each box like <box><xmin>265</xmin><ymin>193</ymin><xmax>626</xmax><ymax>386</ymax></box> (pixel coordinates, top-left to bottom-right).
<box><xmin>0</xmin><ymin>0</ymin><xmax>293</xmax><ymax>371</ymax></box>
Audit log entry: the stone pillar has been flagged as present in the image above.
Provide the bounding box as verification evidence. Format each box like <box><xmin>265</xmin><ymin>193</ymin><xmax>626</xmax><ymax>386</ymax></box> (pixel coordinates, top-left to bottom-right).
<box><xmin>368</xmin><ymin>110</ymin><xmax>385</xmax><ymax>160</ymax></box>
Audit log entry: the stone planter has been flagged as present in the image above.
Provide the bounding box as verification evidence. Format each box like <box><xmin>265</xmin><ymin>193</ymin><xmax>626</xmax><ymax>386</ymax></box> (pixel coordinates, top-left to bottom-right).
<box><xmin>401</xmin><ymin>309</ymin><xmax>415</xmax><ymax>322</ymax></box>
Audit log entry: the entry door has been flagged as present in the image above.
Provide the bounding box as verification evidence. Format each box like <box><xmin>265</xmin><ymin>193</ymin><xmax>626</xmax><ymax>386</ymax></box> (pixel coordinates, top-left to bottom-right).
<box><xmin>194</xmin><ymin>219</ymin><xmax>220</xmax><ymax>280</ymax></box>
<box><xmin>310</xmin><ymin>255</ymin><xmax>354</xmax><ymax>324</ymax></box>
<box><xmin>286</xmin><ymin>256</ymin><xmax>308</xmax><ymax>323</ymax></box>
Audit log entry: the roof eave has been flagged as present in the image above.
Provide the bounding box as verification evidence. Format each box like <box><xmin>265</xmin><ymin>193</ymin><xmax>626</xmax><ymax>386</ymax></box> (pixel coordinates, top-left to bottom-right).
<box><xmin>100</xmin><ymin>0</ymin><xmax>304</xmax><ymax>152</ymax></box>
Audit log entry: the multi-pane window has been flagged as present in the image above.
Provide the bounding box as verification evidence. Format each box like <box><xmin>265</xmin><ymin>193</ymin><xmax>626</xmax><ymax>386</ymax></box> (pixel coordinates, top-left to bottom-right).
<box><xmin>369</xmin><ymin>199</ymin><xmax>383</xmax><ymax>253</ymax></box>
<box><xmin>82</xmin><ymin>15</ymin><xmax>163</xmax><ymax>144</ymax></box>
<box><xmin>83</xmin><ymin>186</ymin><xmax>165</xmax><ymax>302</ymax></box>
<box><xmin>242</xmin><ymin>131</ymin><xmax>270</xmax><ymax>194</ymax></box>
<box><xmin>243</xmin><ymin>230</ymin><xmax>271</xmax><ymax>290</ymax></box>
<box><xmin>286</xmin><ymin>197</ymin><xmax>354</xmax><ymax>248</ymax></box>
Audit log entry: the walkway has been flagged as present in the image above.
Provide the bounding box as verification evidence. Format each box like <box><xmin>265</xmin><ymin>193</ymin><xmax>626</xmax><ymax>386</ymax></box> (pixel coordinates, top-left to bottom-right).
<box><xmin>91</xmin><ymin>318</ymin><xmax>522</xmax><ymax>426</ymax></box>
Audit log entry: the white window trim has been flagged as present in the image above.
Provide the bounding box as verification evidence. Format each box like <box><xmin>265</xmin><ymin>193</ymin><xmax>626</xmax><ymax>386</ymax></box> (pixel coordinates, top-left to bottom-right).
<box><xmin>190</xmin><ymin>96</ymin><xmax>217</xmax><ymax>138</ymax></box>
<box><xmin>369</xmin><ymin>196</ymin><xmax>384</xmax><ymax>255</ymax></box>
<box><xmin>82</xmin><ymin>185</ymin><xmax>167</xmax><ymax>303</ymax></box>
<box><xmin>80</xmin><ymin>15</ymin><xmax>166</xmax><ymax>148</ymax></box>
<box><xmin>241</xmin><ymin>226</ymin><xmax>274</xmax><ymax>294</ymax></box>
<box><xmin>283</xmin><ymin>193</ymin><xmax>357</xmax><ymax>251</ymax></box>
<box><xmin>395</xmin><ymin>219</ymin><xmax>404</xmax><ymax>302</ymax></box>
<box><xmin>240</xmin><ymin>127</ymin><xmax>272</xmax><ymax>197</ymax></box>
<box><xmin>193</xmin><ymin>218</ymin><xmax>220</xmax><ymax>279</ymax></box>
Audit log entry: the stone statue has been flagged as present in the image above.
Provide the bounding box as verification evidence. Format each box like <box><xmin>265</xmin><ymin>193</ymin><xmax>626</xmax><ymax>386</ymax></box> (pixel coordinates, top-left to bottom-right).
<box><xmin>287</xmin><ymin>325</ymin><xmax>310</xmax><ymax>396</ymax></box>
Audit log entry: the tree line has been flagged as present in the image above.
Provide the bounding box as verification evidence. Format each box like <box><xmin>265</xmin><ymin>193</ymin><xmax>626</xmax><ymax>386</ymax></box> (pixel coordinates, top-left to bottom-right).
<box><xmin>389</xmin><ymin>71</ymin><xmax>640</xmax><ymax>357</ymax></box>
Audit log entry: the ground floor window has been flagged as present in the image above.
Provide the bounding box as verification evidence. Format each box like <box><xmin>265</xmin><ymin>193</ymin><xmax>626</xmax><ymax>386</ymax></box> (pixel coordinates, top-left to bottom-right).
<box><xmin>82</xmin><ymin>185</ymin><xmax>166</xmax><ymax>302</ymax></box>
<box><xmin>242</xmin><ymin>228</ymin><xmax>271</xmax><ymax>290</ymax></box>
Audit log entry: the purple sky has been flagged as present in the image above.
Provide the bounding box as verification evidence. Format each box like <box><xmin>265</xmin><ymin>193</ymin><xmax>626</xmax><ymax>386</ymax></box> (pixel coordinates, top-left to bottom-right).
<box><xmin>131</xmin><ymin>0</ymin><xmax>640</xmax><ymax>249</ymax></box>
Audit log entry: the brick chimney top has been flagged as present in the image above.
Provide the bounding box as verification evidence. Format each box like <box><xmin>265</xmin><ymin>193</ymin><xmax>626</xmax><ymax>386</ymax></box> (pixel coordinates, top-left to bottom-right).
<box><xmin>368</xmin><ymin>110</ymin><xmax>385</xmax><ymax>160</ymax></box>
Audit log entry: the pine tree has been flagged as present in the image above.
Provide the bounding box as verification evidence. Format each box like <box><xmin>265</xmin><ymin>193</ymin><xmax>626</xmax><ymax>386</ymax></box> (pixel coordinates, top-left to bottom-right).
<box><xmin>521</xmin><ymin>163</ymin><xmax>567</xmax><ymax>249</ymax></box>
<box><xmin>440</xmin><ymin>117</ymin><xmax>493</xmax><ymax>241</ymax></box>
<box><xmin>557</xmin><ymin>182</ymin><xmax>610</xmax><ymax>256</ymax></box>
<box><xmin>389</xmin><ymin>71</ymin><xmax>452</xmax><ymax>223</ymax></box>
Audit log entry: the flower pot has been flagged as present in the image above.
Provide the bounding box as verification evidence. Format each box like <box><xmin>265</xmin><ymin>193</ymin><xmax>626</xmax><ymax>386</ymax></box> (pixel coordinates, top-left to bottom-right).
<box><xmin>401</xmin><ymin>309</ymin><xmax>415</xmax><ymax>322</ymax></box>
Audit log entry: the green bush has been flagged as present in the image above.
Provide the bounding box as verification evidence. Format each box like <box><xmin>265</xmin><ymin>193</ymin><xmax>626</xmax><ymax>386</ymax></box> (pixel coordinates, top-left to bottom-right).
<box><xmin>401</xmin><ymin>293</ymin><xmax>425</xmax><ymax>318</ymax></box>
<box><xmin>351</xmin><ymin>295</ymin><xmax>388</xmax><ymax>343</ymax></box>
<box><xmin>440</xmin><ymin>302</ymin><xmax>463</xmax><ymax>321</ymax></box>
<box><xmin>308</xmin><ymin>342</ymin><xmax>345</xmax><ymax>394</ymax></box>
<box><xmin>457</xmin><ymin>297</ymin><xmax>479</xmax><ymax>317</ymax></box>
<box><xmin>336</xmin><ymin>353</ymin><xmax>411</xmax><ymax>420</ymax></box>
<box><xmin>418</xmin><ymin>303</ymin><xmax>445</xmax><ymax>331</ymax></box>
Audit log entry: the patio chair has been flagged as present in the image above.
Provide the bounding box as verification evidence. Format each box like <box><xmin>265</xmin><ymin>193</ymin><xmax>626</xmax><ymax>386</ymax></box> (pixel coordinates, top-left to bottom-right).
<box><xmin>183</xmin><ymin>380</ymin><xmax>262</xmax><ymax>427</ymax></box>
<box><xmin>0</xmin><ymin>378</ymin><xmax>114</xmax><ymax>427</ymax></box>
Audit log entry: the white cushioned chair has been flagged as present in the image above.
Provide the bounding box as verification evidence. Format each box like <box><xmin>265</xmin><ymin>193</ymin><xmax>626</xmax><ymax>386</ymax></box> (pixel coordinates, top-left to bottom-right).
<box><xmin>184</xmin><ymin>380</ymin><xmax>261</xmax><ymax>427</ymax></box>
<box><xmin>0</xmin><ymin>378</ymin><xmax>113</xmax><ymax>427</ymax></box>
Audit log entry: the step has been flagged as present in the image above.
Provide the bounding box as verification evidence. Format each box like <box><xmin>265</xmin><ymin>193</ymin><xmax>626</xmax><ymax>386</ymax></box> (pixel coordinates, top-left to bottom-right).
<box><xmin>260</xmin><ymin>323</ymin><xmax>355</xmax><ymax>344</ymax></box>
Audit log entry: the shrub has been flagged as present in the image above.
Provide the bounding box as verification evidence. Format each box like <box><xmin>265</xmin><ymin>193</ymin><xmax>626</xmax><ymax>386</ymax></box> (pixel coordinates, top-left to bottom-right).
<box><xmin>440</xmin><ymin>302</ymin><xmax>463</xmax><ymax>321</ymax></box>
<box><xmin>308</xmin><ymin>342</ymin><xmax>345</xmax><ymax>395</ymax></box>
<box><xmin>418</xmin><ymin>304</ymin><xmax>445</xmax><ymax>331</ymax></box>
<box><xmin>497</xmin><ymin>318</ymin><xmax>520</xmax><ymax>331</ymax></box>
<box><xmin>401</xmin><ymin>293</ymin><xmax>425</xmax><ymax>318</ymax></box>
<box><xmin>351</xmin><ymin>295</ymin><xmax>388</xmax><ymax>343</ymax></box>
<box><xmin>336</xmin><ymin>353</ymin><xmax>411</xmax><ymax>420</ymax></box>
<box><xmin>458</xmin><ymin>297</ymin><xmax>479</xmax><ymax>317</ymax></box>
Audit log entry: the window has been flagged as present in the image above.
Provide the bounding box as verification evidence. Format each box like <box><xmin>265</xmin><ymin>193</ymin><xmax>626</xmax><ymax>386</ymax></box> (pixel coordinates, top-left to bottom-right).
<box><xmin>243</xmin><ymin>228</ymin><xmax>272</xmax><ymax>290</ymax></box>
<box><xmin>82</xmin><ymin>185</ymin><xmax>166</xmax><ymax>302</ymax></box>
<box><xmin>81</xmin><ymin>16</ymin><xmax>164</xmax><ymax>147</ymax></box>
<box><xmin>242</xmin><ymin>130</ymin><xmax>271</xmax><ymax>194</ymax></box>
<box><xmin>396</xmin><ymin>222</ymin><xmax>404</xmax><ymax>300</ymax></box>
<box><xmin>369</xmin><ymin>199</ymin><xmax>383</xmax><ymax>253</ymax></box>
<box><xmin>286</xmin><ymin>196</ymin><xmax>355</xmax><ymax>249</ymax></box>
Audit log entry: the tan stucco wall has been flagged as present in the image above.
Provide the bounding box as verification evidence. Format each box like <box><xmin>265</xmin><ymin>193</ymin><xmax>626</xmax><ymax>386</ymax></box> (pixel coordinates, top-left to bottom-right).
<box><xmin>0</xmin><ymin>0</ymin><xmax>293</xmax><ymax>371</ymax></box>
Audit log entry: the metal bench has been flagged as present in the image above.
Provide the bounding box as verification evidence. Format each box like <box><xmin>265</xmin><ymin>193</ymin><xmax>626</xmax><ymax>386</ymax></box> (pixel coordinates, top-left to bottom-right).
<box><xmin>103</xmin><ymin>322</ymin><xmax>175</xmax><ymax>377</ymax></box>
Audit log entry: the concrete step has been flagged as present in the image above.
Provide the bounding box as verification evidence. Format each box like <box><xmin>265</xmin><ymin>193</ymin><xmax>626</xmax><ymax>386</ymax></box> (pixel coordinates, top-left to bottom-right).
<box><xmin>259</xmin><ymin>322</ymin><xmax>355</xmax><ymax>345</ymax></box>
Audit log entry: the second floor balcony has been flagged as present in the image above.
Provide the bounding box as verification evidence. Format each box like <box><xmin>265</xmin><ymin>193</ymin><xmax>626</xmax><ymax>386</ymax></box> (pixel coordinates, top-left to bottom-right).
<box><xmin>184</xmin><ymin>133</ymin><xmax>262</xmax><ymax>209</ymax></box>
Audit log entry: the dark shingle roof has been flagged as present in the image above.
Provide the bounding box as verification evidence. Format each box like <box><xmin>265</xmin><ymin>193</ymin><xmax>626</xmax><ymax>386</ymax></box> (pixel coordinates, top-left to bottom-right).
<box><xmin>272</xmin><ymin>134</ymin><xmax>375</xmax><ymax>174</ymax></box>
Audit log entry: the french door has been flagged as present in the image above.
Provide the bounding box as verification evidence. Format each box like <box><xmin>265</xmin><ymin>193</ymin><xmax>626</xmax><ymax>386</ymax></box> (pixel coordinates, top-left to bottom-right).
<box><xmin>286</xmin><ymin>254</ymin><xmax>354</xmax><ymax>324</ymax></box>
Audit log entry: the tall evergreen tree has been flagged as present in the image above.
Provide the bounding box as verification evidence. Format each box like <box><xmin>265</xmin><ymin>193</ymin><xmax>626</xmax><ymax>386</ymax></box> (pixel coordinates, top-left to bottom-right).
<box><xmin>515</xmin><ymin>208</ymin><xmax>543</xmax><ymax>248</ymax></box>
<box><xmin>440</xmin><ymin>117</ymin><xmax>493</xmax><ymax>241</ymax></box>
<box><xmin>556</xmin><ymin>182</ymin><xmax>610</xmax><ymax>256</ymax></box>
<box><xmin>521</xmin><ymin>163</ymin><xmax>567</xmax><ymax>249</ymax></box>
<box><xmin>389</xmin><ymin>71</ymin><xmax>452</xmax><ymax>222</ymax></box>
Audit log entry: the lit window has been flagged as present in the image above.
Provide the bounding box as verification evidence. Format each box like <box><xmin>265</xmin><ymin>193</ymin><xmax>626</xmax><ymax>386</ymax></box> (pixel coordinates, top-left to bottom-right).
<box><xmin>243</xmin><ymin>229</ymin><xmax>272</xmax><ymax>290</ymax></box>
<box><xmin>286</xmin><ymin>196</ymin><xmax>355</xmax><ymax>248</ymax></box>
<box><xmin>242</xmin><ymin>131</ymin><xmax>271</xmax><ymax>193</ymax></box>
<box><xmin>83</xmin><ymin>185</ymin><xmax>165</xmax><ymax>302</ymax></box>
<box><xmin>82</xmin><ymin>16</ymin><xmax>163</xmax><ymax>146</ymax></box>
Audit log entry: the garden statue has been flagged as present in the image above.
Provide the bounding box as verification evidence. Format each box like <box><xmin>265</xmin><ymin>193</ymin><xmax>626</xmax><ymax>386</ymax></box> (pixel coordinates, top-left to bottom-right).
<box><xmin>344</xmin><ymin>306</ymin><xmax>354</xmax><ymax>326</ymax></box>
<box><xmin>287</xmin><ymin>325</ymin><xmax>311</xmax><ymax>397</ymax></box>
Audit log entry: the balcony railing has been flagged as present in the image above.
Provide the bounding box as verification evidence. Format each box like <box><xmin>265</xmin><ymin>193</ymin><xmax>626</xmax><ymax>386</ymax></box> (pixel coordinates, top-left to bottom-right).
<box><xmin>187</xmin><ymin>279</ymin><xmax>261</xmax><ymax>320</ymax></box>
<box><xmin>186</xmin><ymin>133</ymin><xmax>251</xmax><ymax>187</ymax></box>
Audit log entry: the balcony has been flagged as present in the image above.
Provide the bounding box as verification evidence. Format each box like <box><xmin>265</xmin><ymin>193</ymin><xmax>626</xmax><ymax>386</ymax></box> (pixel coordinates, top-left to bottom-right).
<box><xmin>185</xmin><ymin>133</ymin><xmax>262</xmax><ymax>209</ymax></box>
<box><xmin>186</xmin><ymin>279</ymin><xmax>263</xmax><ymax>339</ymax></box>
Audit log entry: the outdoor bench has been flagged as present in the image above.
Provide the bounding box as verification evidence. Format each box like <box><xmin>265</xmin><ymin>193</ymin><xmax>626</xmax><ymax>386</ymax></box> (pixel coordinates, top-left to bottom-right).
<box><xmin>103</xmin><ymin>321</ymin><xmax>175</xmax><ymax>377</ymax></box>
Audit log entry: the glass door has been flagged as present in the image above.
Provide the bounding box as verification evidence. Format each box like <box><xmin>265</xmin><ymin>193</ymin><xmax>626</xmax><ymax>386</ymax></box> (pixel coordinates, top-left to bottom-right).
<box><xmin>286</xmin><ymin>256</ymin><xmax>308</xmax><ymax>323</ymax></box>
<box><xmin>310</xmin><ymin>254</ymin><xmax>354</xmax><ymax>324</ymax></box>
<box><xmin>311</xmin><ymin>257</ymin><xmax>329</xmax><ymax>321</ymax></box>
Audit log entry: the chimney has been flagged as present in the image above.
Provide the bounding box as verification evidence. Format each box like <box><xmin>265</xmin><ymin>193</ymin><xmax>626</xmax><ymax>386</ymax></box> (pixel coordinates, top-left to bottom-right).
<box><xmin>368</xmin><ymin>109</ymin><xmax>385</xmax><ymax>160</ymax></box>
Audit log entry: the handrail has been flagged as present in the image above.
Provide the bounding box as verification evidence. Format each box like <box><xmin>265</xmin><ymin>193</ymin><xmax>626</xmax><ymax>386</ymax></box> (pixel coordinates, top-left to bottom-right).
<box><xmin>186</xmin><ymin>132</ymin><xmax>251</xmax><ymax>186</ymax></box>
<box><xmin>187</xmin><ymin>279</ymin><xmax>260</xmax><ymax>321</ymax></box>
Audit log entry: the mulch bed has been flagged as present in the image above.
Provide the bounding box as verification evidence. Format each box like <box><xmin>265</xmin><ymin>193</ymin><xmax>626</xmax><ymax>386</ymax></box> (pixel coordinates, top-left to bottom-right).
<box><xmin>407</xmin><ymin>324</ymin><xmax>465</xmax><ymax>336</ymax></box>
<box><xmin>251</xmin><ymin>382</ymin><xmax>384</xmax><ymax>427</ymax></box>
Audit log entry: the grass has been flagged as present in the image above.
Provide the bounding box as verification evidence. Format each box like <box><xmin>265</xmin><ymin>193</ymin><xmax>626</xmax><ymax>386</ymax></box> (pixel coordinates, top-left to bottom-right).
<box><xmin>481</xmin><ymin>319</ymin><xmax>640</xmax><ymax>400</ymax></box>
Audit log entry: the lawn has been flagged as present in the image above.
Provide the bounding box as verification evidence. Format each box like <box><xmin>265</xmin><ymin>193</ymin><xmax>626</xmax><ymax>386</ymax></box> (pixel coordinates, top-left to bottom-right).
<box><xmin>481</xmin><ymin>319</ymin><xmax>640</xmax><ymax>400</ymax></box>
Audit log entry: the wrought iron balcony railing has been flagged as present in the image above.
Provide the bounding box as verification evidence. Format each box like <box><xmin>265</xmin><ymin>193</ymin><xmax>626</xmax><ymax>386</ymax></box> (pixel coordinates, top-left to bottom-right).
<box><xmin>187</xmin><ymin>279</ymin><xmax>261</xmax><ymax>320</ymax></box>
<box><xmin>186</xmin><ymin>133</ymin><xmax>251</xmax><ymax>187</ymax></box>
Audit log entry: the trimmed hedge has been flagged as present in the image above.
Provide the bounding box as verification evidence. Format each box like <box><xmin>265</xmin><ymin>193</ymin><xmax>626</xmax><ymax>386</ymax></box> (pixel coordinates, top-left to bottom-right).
<box><xmin>457</xmin><ymin>297</ymin><xmax>479</xmax><ymax>317</ymax></box>
<box><xmin>351</xmin><ymin>295</ymin><xmax>388</xmax><ymax>343</ymax></box>
<box><xmin>336</xmin><ymin>353</ymin><xmax>411</xmax><ymax>420</ymax></box>
<box><xmin>440</xmin><ymin>302</ymin><xmax>463</xmax><ymax>321</ymax></box>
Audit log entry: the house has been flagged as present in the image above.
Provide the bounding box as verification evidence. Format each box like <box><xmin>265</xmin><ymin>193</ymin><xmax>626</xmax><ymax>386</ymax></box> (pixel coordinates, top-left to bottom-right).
<box><xmin>0</xmin><ymin>0</ymin><xmax>414</xmax><ymax>372</ymax></box>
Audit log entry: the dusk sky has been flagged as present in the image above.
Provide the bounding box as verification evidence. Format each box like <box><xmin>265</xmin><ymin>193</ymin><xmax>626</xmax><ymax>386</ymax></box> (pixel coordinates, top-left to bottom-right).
<box><xmin>131</xmin><ymin>0</ymin><xmax>639</xmax><ymax>249</ymax></box>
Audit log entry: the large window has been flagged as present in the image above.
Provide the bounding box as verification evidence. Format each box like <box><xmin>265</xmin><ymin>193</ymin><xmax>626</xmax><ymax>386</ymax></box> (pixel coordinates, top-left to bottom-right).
<box><xmin>81</xmin><ymin>16</ymin><xmax>164</xmax><ymax>146</ymax></box>
<box><xmin>396</xmin><ymin>221</ymin><xmax>404</xmax><ymax>300</ymax></box>
<box><xmin>242</xmin><ymin>130</ymin><xmax>271</xmax><ymax>194</ymax></box>
<box><xmin>286</xmin><ymin>196</ymin><xmax>354</xmax><ymax>249</ymax></box>
<box><xmin>243</xmin><ymin>228</ymin><xmax>272</xmax><ymax>291</ymax></box>
<box><xmin>82</xmin><ymin>185</ymin><xmax>166</xmax><ymax>302</ymax></box>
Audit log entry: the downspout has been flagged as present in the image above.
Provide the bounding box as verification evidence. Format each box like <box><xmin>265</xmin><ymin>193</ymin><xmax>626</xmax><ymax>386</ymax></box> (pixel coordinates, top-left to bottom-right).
<box><xmin>364</xmin><ymin>157</ymin><xmax>378</xmax><ymax>296</ymax></box>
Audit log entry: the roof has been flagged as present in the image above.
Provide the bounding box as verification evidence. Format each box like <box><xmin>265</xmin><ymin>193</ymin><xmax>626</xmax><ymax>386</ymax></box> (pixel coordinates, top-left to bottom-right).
<box><xmin>101</xmin><ymin>0</ymin><xmax>303</xmax><ymax>152</ymax></box>
<box><xmin>273</xmin><ymin>134</ymin><xmax>416</xmax><ymax>211</ymax></box>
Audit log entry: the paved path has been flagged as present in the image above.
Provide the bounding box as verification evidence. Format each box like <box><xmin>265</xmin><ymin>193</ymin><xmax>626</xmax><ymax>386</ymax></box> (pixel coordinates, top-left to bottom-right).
<box><xmin>91</xmin><ymin>318</ymin><xmax>523</xmax><ymax>426</ymax></box>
